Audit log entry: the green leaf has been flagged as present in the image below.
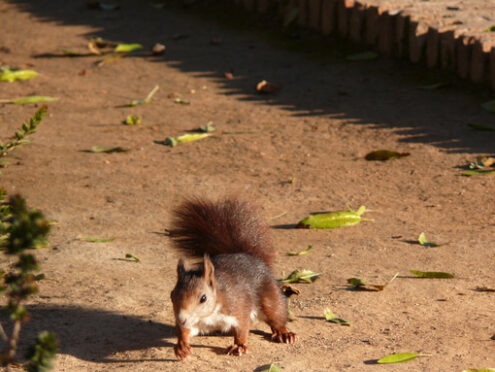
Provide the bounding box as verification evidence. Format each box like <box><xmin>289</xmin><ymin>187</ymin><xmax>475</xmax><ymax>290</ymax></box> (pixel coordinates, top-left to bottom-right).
<box><xmin>124</xmin><ymin>115</ymin><xmax>141</xmax><ymax>125</ymax></box>
<box><xmin>324</xmin><ymin>308</ymin><xmax>351</xmax><ymax>326</ymax></box>
<box><xmin>261</xmin><ymin>363</ymin><xmax>282</xmax><ymax>372</ymax></box>
<box><xmin>0</xmin><ymin>68</ymin><xmax>39</xmax><ymax>82</ymax></box>
<box><xmin>25</xmin><ymin>331</ymin><xmax>58</xmax><ymax>372</ymax></box>
<box><xmin>365</xmin><ymin>150</ymin><xmax>410</xmax><ymax>161</ymax></box>
<box><xmin>96</xmin><ymin>54</ymin><xmax>124</xmax><ymax>67</ymax></box>
<box><xmin>199</xmin><ymin>124</ymin><xmax>216</xmax><ymax>133</ymax></box>
<box><xmin>296</xmin><ymin>206</ymin><xmax>370</xmax><ymax>229</ymax></box>
<box><xmin>347</xmin><ymin>277</ymin><xmax>367</xmax><ymax>288</ymax></box>
<box><xmin>484</xmin><ymin>25</ymin><xmax>495</xmax><ymax>32</ymax></box>
<box><xmin>460</xmin><ymin>170</ymin><xmax>495</xmax><ymax>177</ymax></box>
<box><xmin>481</xmin><ymin>100</ymin><xmax>495</xmax><ymax>113</ymax></box>
<box><xmin>128</xmin><ymin>85</ymin><xmax>159</xmax><ymax>106</ymax></box>
<box><xmin>462</xmin><ymin>369</ymin><xmax>495</xmax><ymax>372</ymax></box>
<box><xmin>410</xmin><ymin>270</ymin><xmax>454</xmax><ymax>278</ymax></box>
<box><xmin>467</xmin><ymin>123</ymin><xmax>495</xmax><ymax>131</ymax></box>
<box><xmin>84</xmin><ymin>237</ymin><xmax>115</xmax><ymax>243</ymax></box>
<box><xmin>346</xmin><ymin>51</ymin><xmax>379</xmax><ymax>61</ymax></box>
<box><xmin>89</xmin><ymin>146</ymin><xmax>128</xmax><ymax>153</ymax></box>
<box><xmin>8</xmin><ymin>96</ymin><xmax>59</xmax><ymax>105</ymax></box>
<box><xmin>377</xmin><ymin>352</ymin><xmax>424</xmax><ymax>364</ymax></box>
<box><xmin>418</xmin><ymin>232</ymin><xmax>439</xmax><ymax>247</ymax></box>
<box><xmin>287</xmin><ymin>245</ymin><xmax>312</xmax><ymax>256</ymax></box>
<box><xmin>165</xmin><ymin>133</ymin><xmax>211</xmax><ymax>147</ymax></box>
<box><xmin>125</xmin><ymin>253</ymin><xmax>140</xmax><ymax>262</ymax></box>
<box><xmin>281</xmin><ymin>269</ymin><xmax>321</xmax><ymax>283</ymax></box>
<box><xmin>174</xmin><ymin>98</ymin><xmax>190</xmax><ymax>105</ymax></box>
<box><xmin>114</xmin><ymin>43</ymin><xmax>143</xmax><ymax>53</ymax></box>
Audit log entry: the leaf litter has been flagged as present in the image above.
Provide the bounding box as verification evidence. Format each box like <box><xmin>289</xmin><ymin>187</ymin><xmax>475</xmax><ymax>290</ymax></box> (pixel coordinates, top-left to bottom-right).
<box><xmin>287</xmin><ymin>245</ymin><xmax>312</xmax><ymax>256</ymax></box>
<box><xmin>281</xmin><ymin>269</ymin><xmax>321</xmax><ymax>283</ymax></box>
<box><xmin>347</xmin><ymin>273</ymin><xmax>398</xmax><ymax>291</ymax></box>
<box><xmin>324</xmin><ymin>309</ymin><xmax>351</xmax><ymax>326</ymax></box>
<box><xmin>296</xmin><ymin>206</ymin><xmax>371</xmax><ymax>229</ymax></box>
<box><xmin>377</xmin><ymin>352</ymin><xmax>427</xmax><ymax>364</ymax></box>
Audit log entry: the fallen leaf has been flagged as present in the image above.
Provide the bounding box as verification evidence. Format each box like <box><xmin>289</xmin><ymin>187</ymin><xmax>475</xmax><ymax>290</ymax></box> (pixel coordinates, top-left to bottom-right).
<box><xmin>96</xmin><ymin>54</ymin><xmax>124</xmax><ymax>67</ymax></box>
<box><xmin>468</xmin><ymin>156</ymin><xmax>495</xmax><ymax>169</ymax></box>
<box><xmin>84</xmin><ymin>237</ymin><xmax>115</xmax><ymax>242</ymax></box>
<box><xmin>198</xmin><ymin>123</ymin><xmax>216</xmax><ymax>133</ymax></box>
<box><xmin>280</xmin><ymin>284</ymin><xmax>300</xmax><ymax>298</ymax></box>
<box><xmin>296</xmin><ymin>206</ymin><xmax>371</xmax><ymax>229</ymax></box>
<box><xmin>419</xmin><ymin>82</ymin><xmax>449</xmax><ymax>90</ymax></box>
<box><xmin>0</xmin><ymin>96</ymin><xmax>58</xmax><ymax>105</ymax></box>
<box><xmin>174</xmin><ymin>98</ymin><xmax>190</xmax><ymax>105</ymax></box>
<box><xmin>256</xmin><ymin>80</ymin><xmax>279</xmax><ymax>94</ymax></box>
<box><xmin>124</xmin><ymin>115</ymin><xmax>141</xmax><ymax>126</ymax></box>
<box><xmin>410</xmin><ymin>270</ymin><xmax>454</xmax><ymax>278</ymax></box>
<box><xmin>346</xmin><ymin>51</ymin><xmax>379</xmax><ymax>61</ymax></box>
<box><xmin>377</xmin><ymin>352</ymin><xmax>425</xmax><ymax>364</ymax></box>
<box><xmin>467</xmin><ymin>123</ymin><xmax>495</xmax><ymax>131</ymax></box>
<box><xmin>324</xmin><ymin>309</ymin><xmax>351</xmax><ymax>326</ymax></box>
<box><xmin>460</xmin><ymin>170</ymin><xmax>495</xmax><ymax>177</ymax></box>
<box><xmin>347</xmin><ymin>273</ymin><xmax>398</xmax><ymax>291</ymax></box>
<box><xmin>481</xmin><ymin>100</ymin><xmax>495</xmax><ymax>113</ymax></box>
<box><xmin>90</xmin><ymin>146</ymin><xmax>128</xmax><ymax>153</ymax></box>
<box><xmin>474</xmin><ymin>286</ymin><xmax>495</xmax><ymax>292</ymax></box>
<box><xmin>165</xmin><ymin>133</ymin><xmax>211</xmax><ymax>147</ymax></box>
<box><xmin>129</xmin><ymin>85</ymin><xmax>159</xmax><ymax>107</ymax></box>
<box><xmin>283</xmin><ymin>7</ymin><xmax>299</xmax><ymax>27</ymax></box>
<box><xmin>86</xmin><ymin>1</ymin><xmax>120</xmax><ymax>10</ymax></box>
<box><xmin>260</xmin><ymin>364</ymin><xmax>282</xmax><ymax>372</ymax></box>
<box><xmin>418</xmin><ymin>232</ymin><xmax>444</xmax><ymax>247</ymax></box>
<box><xmin>114</xmin><ymin>43</ymin><xmax>143</xmax><ymax>53</ymax></box>
<box><xmin>462</xmin><ymin>369</ymin><xmax>495</xmax><ymax>372</ymax></box>
<box><xmin>125</xmin><ymin>253</ymin><xmax>140</xmax><ymax>262</ymax></box>
<box><xmin>0</xmin><ymin>68</ymin><xmax>38</xmax><ymax>82</ymax></box>
<box><xmin>365</xmin><ymin>150</ymin><xmax>410</xmax><ymax>161</ymax></box>
<box><xmin>152</xmin><ymin>43</ymin><xmax>166</xmax><ymax>55</ymax></box>
<box><xmin>287</xmin><ymin>245</ymin><xmax>313</xmax><ymax>256</ymax></box>
<box><xmin>281</xmin><ymin>269</ymin><xmax>321</xmax><ymax>283</ymax></box>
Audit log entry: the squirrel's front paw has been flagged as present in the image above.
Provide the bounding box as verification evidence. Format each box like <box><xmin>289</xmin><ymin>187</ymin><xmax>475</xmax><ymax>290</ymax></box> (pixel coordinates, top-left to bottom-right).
<box><xmin>227</xmin><ymin>344</ymin><xmax>248</xmax><ymax>356</ymax></box>
<box><xmin>174</xmin><ymin>341</ymin><xmax>192</xmax><ymax>360</ymax></box>
<box><xmin>271</xmin><ymin>330</ymin><xmax>297</xmax><ymax>344</ymax></box>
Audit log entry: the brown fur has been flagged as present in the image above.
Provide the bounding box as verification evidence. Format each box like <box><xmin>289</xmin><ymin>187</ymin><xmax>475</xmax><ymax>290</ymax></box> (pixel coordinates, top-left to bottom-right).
<box><xmin>170</xmin><ymin>197</ymin><xmax>275</xmax><ymax>267</ymax></box>
<box><xmin>170</xmin><ymin>197</ymin><xmax>296</xmax><ymax>360</ymax></box>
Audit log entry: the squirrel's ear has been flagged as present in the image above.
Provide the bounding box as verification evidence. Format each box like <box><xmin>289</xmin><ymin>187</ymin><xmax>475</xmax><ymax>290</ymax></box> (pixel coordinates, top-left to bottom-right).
<box><xmin>202</xmin><ymin>254</ymin><xmax>215</xmax><ymax>288</ymax></box>
<box><xmin>177</xmin><ymin>258</ymin><xmax>186</xmax><ymax>278</ymax></box>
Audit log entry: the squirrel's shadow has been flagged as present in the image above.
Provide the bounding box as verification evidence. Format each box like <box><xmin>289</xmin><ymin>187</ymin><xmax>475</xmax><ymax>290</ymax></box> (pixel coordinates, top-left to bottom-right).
<box><xmin>0</xmin><ymin>304</ymin><xmax>177</xmax><ymax>363</ymax></box>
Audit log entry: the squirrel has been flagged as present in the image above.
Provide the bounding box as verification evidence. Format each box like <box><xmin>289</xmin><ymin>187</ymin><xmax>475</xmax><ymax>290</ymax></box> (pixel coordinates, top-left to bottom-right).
<box><xmin>169</xmin><ymin>197</ymin><xmax>297</xmax><ymax>360</ymax></box>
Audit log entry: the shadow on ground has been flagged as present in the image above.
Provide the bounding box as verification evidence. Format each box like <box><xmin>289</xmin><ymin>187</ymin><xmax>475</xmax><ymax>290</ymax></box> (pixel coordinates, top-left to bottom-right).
<box><xmin>0</xmin><ymin>305</ymin><xmax>176</xmax><ymax>363</ymax></box>
<box><xmin>5</xmin><ymin>0</ymin><xmax>495</xmax><ymax>154</ymax></box>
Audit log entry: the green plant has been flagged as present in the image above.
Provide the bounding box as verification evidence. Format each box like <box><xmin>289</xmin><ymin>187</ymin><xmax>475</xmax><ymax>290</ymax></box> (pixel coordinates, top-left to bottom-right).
<box><xmin>0</xmin><ymin>191</ymin><xmax>57</xmax><ymax>370</ymax></box>
<box><xmin>0</xmin><ymin>105</ymin><xmax>47</xmax><ymax>161</ymax></box>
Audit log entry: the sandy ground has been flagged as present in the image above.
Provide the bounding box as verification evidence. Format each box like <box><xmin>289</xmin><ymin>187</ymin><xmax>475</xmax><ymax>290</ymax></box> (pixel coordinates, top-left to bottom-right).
<box><xmin>0</xmin><ymin>1</ymin><xmax>494</xmax><ymax>371</ymax></box>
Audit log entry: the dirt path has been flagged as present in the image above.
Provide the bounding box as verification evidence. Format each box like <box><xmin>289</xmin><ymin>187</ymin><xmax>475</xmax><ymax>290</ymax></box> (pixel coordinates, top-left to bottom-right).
<box><xmin>0</xmin><ymin>1</ymin><xmax>494</xmax><ymax>371</ymax></box>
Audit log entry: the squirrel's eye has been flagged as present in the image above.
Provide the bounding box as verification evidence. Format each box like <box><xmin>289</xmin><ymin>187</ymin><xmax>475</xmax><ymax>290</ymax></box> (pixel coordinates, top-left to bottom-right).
<box><xmin>200</xmin><ymin>294</ymin><xmax>207</xmax><ymax>304</ymax></box>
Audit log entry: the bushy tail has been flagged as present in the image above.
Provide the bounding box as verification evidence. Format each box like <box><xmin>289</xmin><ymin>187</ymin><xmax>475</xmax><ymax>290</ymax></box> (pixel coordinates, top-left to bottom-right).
<box><xmin>170</xmin><ymin>197</ymin><xmax>275</xmax><ymax>267</ymax></box>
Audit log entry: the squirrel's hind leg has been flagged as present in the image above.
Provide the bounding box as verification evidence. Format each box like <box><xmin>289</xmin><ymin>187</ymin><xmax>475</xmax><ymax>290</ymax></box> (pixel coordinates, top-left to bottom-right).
<box><xmin>260</xmin><ymin>280</ymin><xmax>297</xmax><ymax>344</ymax></box>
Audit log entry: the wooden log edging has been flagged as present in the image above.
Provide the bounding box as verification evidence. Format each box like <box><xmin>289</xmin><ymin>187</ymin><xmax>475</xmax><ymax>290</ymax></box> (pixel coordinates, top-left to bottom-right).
<box><xmin>238</xmin><ymin>0</ymin><xmax>495</xmax><ymax>90</ymax></box>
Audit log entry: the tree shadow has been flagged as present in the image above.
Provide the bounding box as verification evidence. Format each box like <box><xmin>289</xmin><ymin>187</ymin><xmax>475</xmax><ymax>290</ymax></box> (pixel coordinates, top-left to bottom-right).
<box><xmin>0</xmin><ymin>304</ymin><xmax>176</xmax><ymax>363</ymax></box>
<box><xmin>4</xmin><ymin>0</ymin><xmax>494</xmax><ymax>158</ymax></box>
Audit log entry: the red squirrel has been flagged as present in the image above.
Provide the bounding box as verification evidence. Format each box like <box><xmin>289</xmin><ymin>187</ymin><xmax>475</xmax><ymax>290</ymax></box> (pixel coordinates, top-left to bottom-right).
<box><xmin>170</xmin><ymin>197</ymin><xmax>296</xmax><ymax>360</ymax></box>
